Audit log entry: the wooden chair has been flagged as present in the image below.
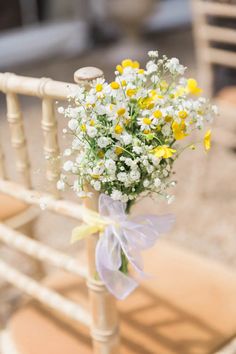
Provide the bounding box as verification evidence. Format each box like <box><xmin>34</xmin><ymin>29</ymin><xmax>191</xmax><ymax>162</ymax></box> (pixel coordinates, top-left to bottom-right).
<box><xmin>191</xmin><ymin>0</ymin><xmax>236</xmax><ymax>148</ymax></box>
<box><xmin>1</xmin><ymin>68</ymin><xmax>236</xmax><ymax>354</ymax></box>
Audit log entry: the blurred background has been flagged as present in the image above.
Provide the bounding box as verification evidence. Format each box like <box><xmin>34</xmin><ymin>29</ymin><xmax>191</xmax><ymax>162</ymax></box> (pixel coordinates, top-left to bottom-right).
<box><xmin>0</xmin><ymin>0</ymin><xmax>236</xmax><ymax>350</ymax></box>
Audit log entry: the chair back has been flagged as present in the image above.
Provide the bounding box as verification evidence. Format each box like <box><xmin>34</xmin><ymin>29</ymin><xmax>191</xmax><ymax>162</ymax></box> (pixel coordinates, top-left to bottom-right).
<box><xmin>0</xmin><ymin>68</ymin><xmax>120</xmax><ymax>354</ymax></box>
<box><xmin>191</xmin><ymin>0</ymin><xmax>236</xmax><ymax>96</ymax></box>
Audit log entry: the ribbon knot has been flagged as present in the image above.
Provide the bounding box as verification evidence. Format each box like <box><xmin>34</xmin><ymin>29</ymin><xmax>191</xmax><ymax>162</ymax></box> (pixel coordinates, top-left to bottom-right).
<box><xmin>72</xmin><ymin>194</ymin><xmax>174</xmax><ymax>300</ymax></box>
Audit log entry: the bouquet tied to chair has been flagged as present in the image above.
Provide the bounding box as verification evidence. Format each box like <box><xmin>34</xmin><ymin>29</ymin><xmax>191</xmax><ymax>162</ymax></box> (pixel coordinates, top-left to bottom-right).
<box><xmin>58</xmin><ymin>51</ymin><xmax>217</xmax><ymax>299</ymax></box>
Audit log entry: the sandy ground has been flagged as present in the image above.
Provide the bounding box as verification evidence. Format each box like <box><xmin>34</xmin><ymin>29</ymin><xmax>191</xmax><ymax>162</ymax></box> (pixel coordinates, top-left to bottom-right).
<box><xmin>0</xmin><ymin>29</ymin><xmax>236</xmax><ymax>351</ymax></box>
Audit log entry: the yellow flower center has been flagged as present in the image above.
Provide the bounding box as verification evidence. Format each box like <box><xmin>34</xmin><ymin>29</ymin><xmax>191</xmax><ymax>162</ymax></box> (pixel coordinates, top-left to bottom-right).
<box><xmin>165</xmin><ymin>116</ymin><xmax>173</xmax><ymax>123</ymax></box>
<box><xmin>143</xmin><ymin>117</ymin><xmax>152</xmax><ymax>125</ymax></box>
<box><xmin>81</xmin><ymin>124</ymin><xmax>86</xmax><ymax>132</ymax></box>
<box><xmin>92</xmin><ymin>174</ymin><xmax>100</xmax><ymax>179</ymax></box>
<box><xmin>96</xmin><ymin>84</ymin><xmax>103</xmax><ymax>92</ymax></box>
<box><xmin>138</xmin><ymin>69</ymin><xmax>145</xmax><ymax>74</ymax></box>
<box><xmin>117</xmin><ymin>108</ymin><xmax>126</xmax><ymax>116</ymax></box>
<box><xmin>143</xmin><ymin>129</ymin><xmax>150</xmax><ymax>134</ymax></box>
<box><xmin>153</xmin><ymin>110</ymin><xmax>162</xmax><ymax>119</ymax></box>
<box><xmin>126</xmin><ymin>89</ymin><xmax>137</xmax><ymax>97</ymax></box>
<box><xmin>110</xmin><ymin>82</ymin><xmax>120</xmax><ymax>90</ymax></box>
<box><xmin>178</xmin><ymin>110</ymin><xmax>188</xmax><ymax>119</ymax></box>
<box><xmin>90</xmin><ymin>119</ymin><xmax>95</xmax><ymax>126</ymax></box>
<box><xmin>121</xmin><ymin>80</ymin><xmax>127</xmax><ymax>87</ymax></box>
<box><xmin>114</xmin><ymin>125</ymin><xmax>123</xmax><ymax>134</ymax></box>
<box><xmin>115</xmin><ymin>146</ymin><xmax>123</xmax><ymax>155</ymax></box>
<box><xmin>98</xmin><ymin>150</ymin><xmax>105</xmax><ymax>158</ymax></box>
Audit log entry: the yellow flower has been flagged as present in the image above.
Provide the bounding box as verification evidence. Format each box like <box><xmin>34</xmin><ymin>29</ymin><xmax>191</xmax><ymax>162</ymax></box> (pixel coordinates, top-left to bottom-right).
<box><xmin>143</xmin><ymin>117</ymin><xmax>152</xmax><ymax>125</ymax></box>
<box><xmin>204</xmin><ymin>129</ymin><xmax>211</xmax><ymax>151</ymax></box>
<box><xmin>153</xmin><ymin>110</ymin><xmax>162</xmax><ymax>119</ymax></box>
<box><xmin>138</xmin><ymin>69</ymin><xmax>145</xmax><ymax>74</ymax></box>
<box><xmin>138</xmin><ymin>97</ymin><xmax>154</xmax><ymax>109</ymax></box>
<box><xmin>117</xmin><ymin>108</ymin><xmax>126</xmax><ymax>116</ymax></box>
<box><xmin>96</xmin><ymin>84</ymin><xmax>103</xmax><ymax>92</ymax></box>
<box><xmin>151</xmin><ymin>145</ymin><xmax>176</xmax><ymax>159</ymax></box>
<box><xmin>178</xmin><ymin>110</ymin><xmax>188</xmax><ymax>119</ymax></box>
<box><xmin>122</xmin><ymin>59</ymin><xmax>133</xmax><ymax>67</ymax></box>
<box><xmin>110</xmin><ymin>82</ymin><xmax>120</xmax><ymax>90</ymax></box>
<box><xmin>116</xmin><ymin>64</ymin><xmax>123</xmax><ymax>74</ymax></box>
<box><xmin>115</xmin><ymin>146</ymin><xmax>123</xmax><ymax>155</ymax></box>
<box><xmin>126</xmin><ymin>89</ymin><xmax>137</xmax><ymax>97</ymax></box>
<box><xmin>172</xmin><ymin>121</ymin><xmax>187</xmax><ymax>140</ymax></box>
<box><xmin>121</xmin><ymin>80</ymin><xmax>127</xmax><ymax>87</ymax></box>
<box><xmin>187</xmin><ymin>78</ymin><xmax>202</xmax><ymax>95</ymax></box>
<box><xmin>114</xmin><ymin>125</ymin><xmax>123</xmax><ymax>134</ymax></box>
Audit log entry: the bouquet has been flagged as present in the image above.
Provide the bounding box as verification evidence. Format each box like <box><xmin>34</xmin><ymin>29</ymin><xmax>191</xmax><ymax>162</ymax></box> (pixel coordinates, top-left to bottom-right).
<box><xmin>58</xmin><ymin>51</ymin><xmax>217</xmax><ymax>299</ymax></box>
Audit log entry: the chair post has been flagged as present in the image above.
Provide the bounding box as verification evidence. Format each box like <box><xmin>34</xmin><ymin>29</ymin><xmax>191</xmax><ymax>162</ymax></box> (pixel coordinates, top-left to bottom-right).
<box><xmin>191</xmin><ymin>0</ymin><xmax>214</xmax><ymax>97</ymax></box>
<box><xmin>74</xmin><ymin>67</ymin><xmax>120</xmax><ymax>354</ymax></box>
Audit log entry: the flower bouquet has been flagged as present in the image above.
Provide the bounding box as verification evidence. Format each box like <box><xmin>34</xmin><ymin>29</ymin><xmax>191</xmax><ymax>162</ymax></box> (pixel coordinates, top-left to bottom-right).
<box><xmin>58</xmin><ymin>51</ymin><xmax>217</xmax><ymax>299</ymax></box>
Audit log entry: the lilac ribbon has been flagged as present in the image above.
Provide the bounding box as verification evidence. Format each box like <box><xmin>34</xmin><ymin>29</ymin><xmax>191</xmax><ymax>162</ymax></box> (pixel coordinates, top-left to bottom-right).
<box><xmin>96</xmin><ymin>194</ymin><xmax>175</xmax><ymax>300</ymax></box>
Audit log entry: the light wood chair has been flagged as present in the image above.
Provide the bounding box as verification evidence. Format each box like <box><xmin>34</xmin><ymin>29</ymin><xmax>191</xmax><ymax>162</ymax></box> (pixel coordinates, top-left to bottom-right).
<box><xmin>191</xmin><ymin>0</ymin><xmax>236</xmax><ymax>148</ymax></box>
<box><xmin>1</xmin><ymin>68</ymin><xmax>236</xmax><ymax>354</ymax></box>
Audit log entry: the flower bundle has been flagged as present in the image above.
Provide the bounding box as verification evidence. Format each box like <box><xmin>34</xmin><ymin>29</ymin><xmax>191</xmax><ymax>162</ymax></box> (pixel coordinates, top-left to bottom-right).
<box><xmin>58</xmin><ymin>51</ymin><xmax>217</xmax><ymax>299</ymax></box>
<box><xmin>58</xmin><ymin>51</ymin><xmax>216</xmax><ymax>210</ymax></box>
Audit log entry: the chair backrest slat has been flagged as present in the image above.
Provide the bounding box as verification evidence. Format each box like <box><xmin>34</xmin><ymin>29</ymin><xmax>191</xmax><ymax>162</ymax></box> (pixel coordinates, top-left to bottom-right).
<box><xmin>197</xmin><ymin>1</ymin><xmax>236</xmax><ymax>18</ymax></box>
<box><xmin>0</xmin><ymin>222</ymin><xmax>88</xmax><ymax>278</ymax></box>
<box><xmin>199</xmin><ymin>25</ymin><xmax>236</xmax><ymax>45</ymax></box>
<box><xmin>41</xmin><ymin>97</ymin><xmax>60</xmax><ymax>196</ymax></box>
<box><xmin>0</xmin><ymin>259</ymin><xmax>91</xmax><ymax>326</ymax></box>
<box><xmin>6</xmin><ymin>92</ymin><xmax>31</xmax><ymax>187</ymax></box>
<box><xmin>192</xmin><ymin>0</ymin><xmax>236</xmax><ymax>96</ymax></box>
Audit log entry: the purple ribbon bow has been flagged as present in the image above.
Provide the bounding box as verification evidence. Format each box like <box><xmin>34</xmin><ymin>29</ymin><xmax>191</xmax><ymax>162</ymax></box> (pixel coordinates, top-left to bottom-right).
<box><xmin>96</xmin><ymin>194</ymin><xmax>174</xmax><ymax>300</ymax></box>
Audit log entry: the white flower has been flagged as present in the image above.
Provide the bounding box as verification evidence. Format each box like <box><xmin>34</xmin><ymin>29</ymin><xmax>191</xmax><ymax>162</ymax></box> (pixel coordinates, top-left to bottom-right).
<box><xmin>57</xmin><ymin>180</ymin><xmax>65</xmax><ymax>191</ymax></box>
<box><xmin>93</xmin><ymin>180</ymin><xmax>101</xmax><ymax>191</ymax></box>
<box><xmin>105</xmin><ymin>159</ymin><xmax>116</xmax><ymax>172</ymax></box>
<box><xmin>146</xmin><ymin>61</ymin><xmax>158</xmax><ymax>75</ymax></box>
<box><xmin>166</xmin><ymin>58</ymin><xmax>186</xmax><ymax>75</ymax></box>
<box><xmin>167</xmin><ymin>195</ymin><xmax>175</xmax><ymax>204</ymax></box>
<box><xmin>154</xmin><ymin>178</ymin><xmax>161</xmax><ymax>188</ymax></box>
<box><xmin>58</xmin><ymin>106</ymin><xmax>64</xmax><ymax>114</ymax></box>
<box><xmin>117</xmin><ymin>172</ymin><xmax>128</xmax><ymax>183</ymax></box>
<box><xmin>63</xmin><ymin>160</ymin><xmax>73</xmax><ymax>172</ymax></box>
<box><xmin>63</xmin><ymin>149</ymin><xmax>72</xmax><ymax>157</ymax></box>
<box><xmin>97</xmin><ymin>137</ymin><xmax>110</xmax><ymax>148</ymax></box>
<box><xmin>121</xmin><ymin>133</ymin><xmax>132</xmax><ymax>145</ymax></box>
<box><xmin>111</xmin><ymin>189</ymin><xmax>123</xmax><ymax>201</ymax></box>
<box><xmin>143</xmin><ymin>179</ymin><xmax>149</xmax><ymax>187</ymax></box>
<box><xmin>148</xmin><ymin>50</ymin><xmax>159</xmax><ymax>58</ymax></box>
<box><xmin>87</xmin><ymin>126</ymin><xmax>97</xmax><ymax>138</ymax></box>
<box><xmin>130</xmin><ymin>169</ymin><xmax>141</xmax><ymax>181</ymax></box>
<box><xmin>68</xmin><ymin>119</ymin><xmax>78</xmax><ymax>131</ymax></box>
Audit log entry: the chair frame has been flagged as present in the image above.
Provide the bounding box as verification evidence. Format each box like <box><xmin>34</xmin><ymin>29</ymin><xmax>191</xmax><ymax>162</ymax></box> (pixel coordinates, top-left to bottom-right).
<box><xmin>0</xmin><ymin>68</ymin><xmax>120</xmax><ymax>354</ymax></box>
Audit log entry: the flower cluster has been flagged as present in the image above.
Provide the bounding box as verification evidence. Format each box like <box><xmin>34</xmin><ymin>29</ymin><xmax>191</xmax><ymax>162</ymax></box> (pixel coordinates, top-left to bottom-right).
<box><xmin>58</xmin><ymin>51</ymin><xmax>217</xmax><ymax>207</ymax></box>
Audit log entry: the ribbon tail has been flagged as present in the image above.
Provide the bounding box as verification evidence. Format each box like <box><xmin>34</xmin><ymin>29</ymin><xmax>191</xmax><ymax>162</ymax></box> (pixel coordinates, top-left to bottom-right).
<box><xmin>95</xmin><ymin>236</ymin><xmax>138</xmax><ymax>300</ymax></box>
